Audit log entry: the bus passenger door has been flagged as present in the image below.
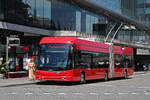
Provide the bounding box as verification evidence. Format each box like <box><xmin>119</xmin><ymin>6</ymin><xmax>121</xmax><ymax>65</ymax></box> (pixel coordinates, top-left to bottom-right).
<box><xmin>83</xmin><ymin>54</ymin><xmax>93</xmax><ymax>80</ymax></box>
<box><xmin>74</xmin><ymin>52</ymin><xmax>93</xmax><ymax>80</ymax></box>
<box><xmin>114</xmin><ymin>65</ymin><xmax>120</xmax><ymax>77</ymax></box>
<box><xmin>114</xmin><ymin>55</ymin><xmax>124</xmax><ymax>77</ymax></box>
<box><xmin>97</xmin><ymin>62</ymin><xmax>105</xmax><ymax>79</ymax></box>
<box><xmin>73</xmin><ymin>66</ymin><xmax>81</xmax><ymax>81</ymax></box>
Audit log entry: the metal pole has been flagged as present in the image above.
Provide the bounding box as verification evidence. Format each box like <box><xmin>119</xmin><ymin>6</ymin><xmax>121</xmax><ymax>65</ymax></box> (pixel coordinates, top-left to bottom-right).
<box><xmin>105</xmin><ymin>24</ymin><xmax>116</xmax><ymax>42</ymax></box>
<box><xmin>110</xmin><ymin>23</ymin><xmax>123</xmax><ymax>43</ymax></box>
<box><xmin>6</xmin><ymin>37</ymin><xmax>9</xmax><ymax>61</ymax></box>
<box><xmin>108</xmin><ymin>23</ymin><xmax>122</xmax><ymax>79</ymax></box>
<box><xmin>109</xmin><ymin>43</ymin><xmax>114</xmax><ymax>78</ymax></box>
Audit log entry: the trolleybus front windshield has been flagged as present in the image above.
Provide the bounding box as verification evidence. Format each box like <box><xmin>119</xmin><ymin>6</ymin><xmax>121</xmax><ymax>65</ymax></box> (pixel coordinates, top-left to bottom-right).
<box><xmin>37</xmin><ymin>43</ymin><xmax>71</xmax><ymax>71</ymax></box>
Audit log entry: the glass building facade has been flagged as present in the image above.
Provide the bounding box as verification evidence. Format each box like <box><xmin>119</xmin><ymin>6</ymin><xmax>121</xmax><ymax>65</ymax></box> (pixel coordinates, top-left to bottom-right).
<box><xmin>137</xmin><ymin>0</ymin><xmax>150</xmax><ymax>26</ymax></box>
<box><xmin>0</xmin><ymin>0</ymin><xmax>110</xmax><ymax>35</ymax></box>
<box><xmin>87</xmin><ymin>0</ymin><xmax>139</xmax><ymax>23</ymax></box>
<box><xmin>0</xmin><ymin>0</ymin><xmax>149</xmax><ymax>44</ymax></box>
<box><xmin>87</xmin><ymin>0</ymin><xmax>121</xmax><ymax>13</ymax></box>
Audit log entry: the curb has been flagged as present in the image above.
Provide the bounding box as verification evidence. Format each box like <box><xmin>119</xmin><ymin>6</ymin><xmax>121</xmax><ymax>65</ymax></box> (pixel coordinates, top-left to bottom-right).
<box><xmin>134</xmin><ymin>72</ymin><xmax>145</xmax><ymax>74</ymax></box>
<box><xmin>134</xmin><ymin>71</ymin><xmax>150</xmax><ymax>75</ymax></box>
<box><xmin>134</xmin><ymin>71</ymin><xmax>149</xmax><ymax>74</ymax></box>
<box><xmin>0</xmin><ymin>82</ymin><xmax>36</xmax><ymax>88</ymax></box>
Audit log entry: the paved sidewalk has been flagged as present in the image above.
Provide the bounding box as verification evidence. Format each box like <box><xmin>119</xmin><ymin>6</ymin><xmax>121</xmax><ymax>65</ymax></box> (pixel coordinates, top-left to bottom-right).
<box><xmin>134</xmin><ymin>71</ymin><xmax>150</xmax><ymax>75</ymax></box>
<box><xmin>0</xmin><ymin>77</ymin><xmax>37</xmax><ymax>87</ymax></box>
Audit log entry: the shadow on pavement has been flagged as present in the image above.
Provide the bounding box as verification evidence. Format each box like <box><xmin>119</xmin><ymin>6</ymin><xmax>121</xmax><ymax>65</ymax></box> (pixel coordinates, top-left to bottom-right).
<box><xmin>36</xmin><ymin>77</ymin><xmax>132</xmax><ymax>86</ymax></box>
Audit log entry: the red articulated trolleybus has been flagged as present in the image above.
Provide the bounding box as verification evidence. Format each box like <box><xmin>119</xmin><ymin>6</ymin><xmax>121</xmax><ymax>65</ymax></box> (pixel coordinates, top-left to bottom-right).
<box><xmin>36</xmin><ymin>37</ymin><xmax>134</xmax><ymax>83</ymax></box>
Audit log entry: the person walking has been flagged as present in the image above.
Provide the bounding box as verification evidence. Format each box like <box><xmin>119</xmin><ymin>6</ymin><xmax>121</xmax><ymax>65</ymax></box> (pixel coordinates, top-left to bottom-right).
<box><xmin>28</xmin><ymin>59</ymin><xmax>35</xmax><ymax>80</ymax></box>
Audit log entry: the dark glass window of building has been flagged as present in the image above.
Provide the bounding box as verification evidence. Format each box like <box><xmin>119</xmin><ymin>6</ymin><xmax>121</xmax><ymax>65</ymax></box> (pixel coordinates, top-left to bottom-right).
<box><xmin>24</xmin><ymin>0</ymin><xmax>35</xmax><ymax>26</ymax></box>
<box><xmin>0</xmin><ymin>0</ymin><xmax>4</xmax><ymax>20</ymax></box>
<box><xmin>44</xmin><ymin>0</ymin><xmax>51</xmax><ymax>28</ymax></box>
<box><xmin>5</xmin><ymin>0</ymin><xmax>16</xmax><ymax>23</ymax></box>
<box><xmin>15</xmin><ymin>0</ymin><xmax>28</xmax><ymax>24</ymax></box>
<box><xmin>35</xmin><ymin>0</ymin><xmax>44</xmax><ymax>27</ymax></box>
<box><xmin>51</xmin><ymin>0</ymin><xmax>76</xmax><ymax>30</ymax></box>
<box><xmin>4</xmin><ymin>0</ymin><xmax>52</xmax><ymax>28</ymax></box>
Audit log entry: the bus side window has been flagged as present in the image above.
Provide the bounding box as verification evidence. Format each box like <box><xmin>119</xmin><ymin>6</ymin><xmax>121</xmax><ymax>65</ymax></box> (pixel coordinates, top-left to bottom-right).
<box><xmin>124</xmin><ymin>56</ymin><xmax>132</xmax><ymax>68</ymax></box>
<box><xmin>93</xmin><ymin>52</ymin><xmax>109</xmax><ymax>68</ymax></box>
<box><xmin>75</xmin><ymin>51</ymin><xmax>92</xmax><ymax>68</ymax></box>
<box><xmin>115</xmin><ymin>55</ymin><xmax>124</xmax><ymax>68</ymax></box>
<box><xmin>74</xmin><ymin>51</ymin><xmax>82</xmax><ymax>67</ymax></box>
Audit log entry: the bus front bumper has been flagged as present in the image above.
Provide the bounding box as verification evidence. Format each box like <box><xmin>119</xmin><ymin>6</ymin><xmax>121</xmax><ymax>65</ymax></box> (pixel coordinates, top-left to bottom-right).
<box><xmin>36</xmin><ymin>75</ymin><xmax>73</xmax><ymax>81</ymax></box>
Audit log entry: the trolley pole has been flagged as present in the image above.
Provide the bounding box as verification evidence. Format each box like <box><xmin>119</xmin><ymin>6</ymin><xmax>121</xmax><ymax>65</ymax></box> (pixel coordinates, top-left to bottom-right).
<box><xmin>110</xmin><ymin>23</ymin><xmax>123</xmax><ymax>43</ymax></box>
<box><xmin>105</xmin><ymin>24</ymin><xmax>116</xmax><ymax>43</ymax></box>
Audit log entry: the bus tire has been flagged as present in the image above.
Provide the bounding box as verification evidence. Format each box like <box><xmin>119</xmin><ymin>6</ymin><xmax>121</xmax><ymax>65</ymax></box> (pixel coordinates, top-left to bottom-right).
<box><xmin>80</xmin><ymin>72</ymin><xmax>86</xmax><ymax>84</ymax></box>
<box><xmin>124</xmin><ymin>70</ymin><xmax>128</xmax><ymax>79</ymax></box>
<box><xmin>104</xmin><ymin>71</ymin><xmax>108</xmax><ymax>81</ymax></box>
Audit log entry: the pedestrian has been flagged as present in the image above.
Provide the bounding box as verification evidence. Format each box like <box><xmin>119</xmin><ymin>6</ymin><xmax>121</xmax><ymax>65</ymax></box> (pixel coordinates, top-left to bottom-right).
<box><xmin>28</xmin><ymin>59</ymin><xmax>35</xmax><ymax>80</ymax></box>
<box><xmin>24</xmin><ymin>57</ymin><xmax>30</xmax><ymax>75</ymax></box>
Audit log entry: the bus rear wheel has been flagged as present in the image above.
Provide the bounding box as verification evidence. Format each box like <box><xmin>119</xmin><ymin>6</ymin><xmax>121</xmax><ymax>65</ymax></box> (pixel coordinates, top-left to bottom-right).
<box><xmin>80</xmin><ymin>73</ymin><xmax>86</xmax><ymax>84</ymax></box>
